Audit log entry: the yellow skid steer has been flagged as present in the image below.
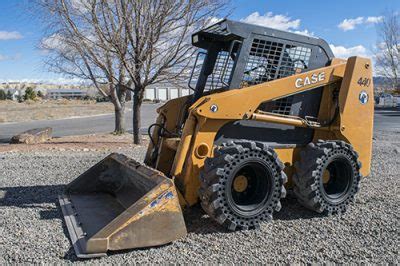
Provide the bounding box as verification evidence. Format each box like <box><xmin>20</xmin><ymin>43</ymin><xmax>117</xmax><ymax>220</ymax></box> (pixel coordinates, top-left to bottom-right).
<box><xmin>59</xmin><ymin>19</ymin><xmax>374</xmax><ymax>258</ymax></box>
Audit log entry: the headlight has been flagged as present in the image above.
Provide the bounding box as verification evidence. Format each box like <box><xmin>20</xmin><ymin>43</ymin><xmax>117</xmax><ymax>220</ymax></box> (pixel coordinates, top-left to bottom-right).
<box><xmin>192</xmin><ymin>34</ymin><xmax>199</xmax><ymax>44</ymax></box>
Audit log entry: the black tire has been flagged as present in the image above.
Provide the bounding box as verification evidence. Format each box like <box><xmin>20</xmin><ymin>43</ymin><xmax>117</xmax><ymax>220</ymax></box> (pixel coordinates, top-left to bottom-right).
<box><xmin>199</xmin><ymin>140</ymin><xmax>287</xmax><ymax>231</ymax></box>
<box><xmin>293</xmin><ymin>140</ymin><xmax>362</xmax><ymax>215</ymax></box>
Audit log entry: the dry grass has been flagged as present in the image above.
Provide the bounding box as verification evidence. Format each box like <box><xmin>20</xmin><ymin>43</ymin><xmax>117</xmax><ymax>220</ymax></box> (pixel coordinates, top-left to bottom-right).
<box><xmin>0</xmin><ymin>99</ymin><xmax>115</xmax><ymax>123</ymax></box>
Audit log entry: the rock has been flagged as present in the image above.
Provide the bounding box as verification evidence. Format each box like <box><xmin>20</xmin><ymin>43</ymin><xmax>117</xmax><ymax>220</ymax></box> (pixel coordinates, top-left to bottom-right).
<box><xmin>10</xmin><ymin>127</ymin><xmax>52</xmax><ymax>144</ymax></box>
<box><xmin>394</xmin><ymin>147</ymin><xmax>400</xmax><ymax>154</ymax></box>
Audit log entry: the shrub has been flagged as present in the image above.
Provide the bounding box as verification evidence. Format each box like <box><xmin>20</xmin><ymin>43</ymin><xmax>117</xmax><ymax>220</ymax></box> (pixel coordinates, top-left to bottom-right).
<box><xmin>6</xmin><ymin>90</ymin><xmax>12</xmax><ymax>100</ymax></box>
<box><xmin>24</xmin><ymin>87</ymin><xmax>36</xmax><ymax>101</ymax></box>
<box><xmin>0</xmin><ymin>90</ymin><xmax>6</xmax><ymax>100</ymax></box>
<box><xmin>17</xmin><ymin>94</ymin><xmax>23</xmax><ymax>103</ymax></box>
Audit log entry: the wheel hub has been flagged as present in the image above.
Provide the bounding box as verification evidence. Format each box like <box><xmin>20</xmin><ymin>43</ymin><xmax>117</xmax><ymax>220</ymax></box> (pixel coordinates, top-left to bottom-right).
<box><xmin>233</xmin><ymin>175</ymin><xmax>248</xmax><ymax>193</ymax></box>
<box><xmin>322</xmin><ymin>170</ymin><xmax>331</xmax><ymax>184</ymax></box>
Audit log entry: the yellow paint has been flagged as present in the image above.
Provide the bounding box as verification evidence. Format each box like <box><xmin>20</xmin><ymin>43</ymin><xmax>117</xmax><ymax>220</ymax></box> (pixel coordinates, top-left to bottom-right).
<box><xmin>143</xmin><ymin>56</ymin><xmax>373</xmax><ymax>207</ymax></box>
<box><xmin>233</xmin><ymin>175</ymin><xmax>248</xmax><ymax>192</ymax></box>
<box><xmin>322</xmin><ymin>170</ymin><xmax>331</xmax><ymax>184</ymax></box>
<box><xmin>108</xmin><ymin>186</ymin><xmax>182</xmax><ymax>239</ymax></box>
<box><xmin>336</xmin><ymin>57</ymin><xmax>374</xmax><ymax>177</ymax></box>
<box><xmin>194</xmin><ymin>143</ymin><xmax>210</xmax><ymax>159</ymax></box>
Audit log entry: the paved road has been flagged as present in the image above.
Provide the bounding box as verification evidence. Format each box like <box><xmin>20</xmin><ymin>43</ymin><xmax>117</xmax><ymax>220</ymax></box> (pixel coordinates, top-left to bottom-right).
<box><xmin>1</xmin><ymin>104</ymin><xmax>399</xmax><ymax>142</ymax></box>
<box><xmin>0</xmin><ymin>103</ymin><xmax>162</xmax><ymax>142</ymax></box>
<box><xmin>374</xmin><ymin>107</ymin><xmax>400</xmax><ymax>132</ymax></box>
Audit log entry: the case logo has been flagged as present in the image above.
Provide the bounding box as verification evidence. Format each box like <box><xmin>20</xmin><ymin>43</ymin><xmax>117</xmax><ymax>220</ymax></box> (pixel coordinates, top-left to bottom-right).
<box><xmin>295</xmin><ymin>72</ymin><xmax>326</xmax><ymax>89</ymax></box>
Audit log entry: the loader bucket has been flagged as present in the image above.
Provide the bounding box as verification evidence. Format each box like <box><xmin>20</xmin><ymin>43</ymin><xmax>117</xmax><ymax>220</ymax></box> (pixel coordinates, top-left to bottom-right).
<box><xmin>58</xmin><ymin>153</ymin><xmax>187</xmax><ymax>258</ymax></box>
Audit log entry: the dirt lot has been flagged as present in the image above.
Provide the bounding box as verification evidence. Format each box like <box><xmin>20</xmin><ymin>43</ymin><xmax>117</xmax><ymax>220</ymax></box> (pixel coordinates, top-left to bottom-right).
<box><xmin>0</xmin><ymin>100</ymin><xmax>115</xmax><ymax>123</ymax></box>
<box><xmin>0</xmin><ymin>131</ymin><xmax>399</xmax><ymax>264</ymax></box>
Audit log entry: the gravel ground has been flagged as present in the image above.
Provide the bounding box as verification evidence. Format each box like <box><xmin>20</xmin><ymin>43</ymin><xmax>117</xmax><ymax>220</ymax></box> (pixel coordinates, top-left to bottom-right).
<box><xmin>0</xmin><ymin>131</ymin><xmax>399</xmax><ymax>264</ymax></box>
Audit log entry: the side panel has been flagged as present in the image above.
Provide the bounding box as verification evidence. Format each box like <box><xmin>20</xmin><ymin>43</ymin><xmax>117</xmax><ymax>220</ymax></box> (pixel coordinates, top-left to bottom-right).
<box><xmin>336</xmin><ymin>57</ymin><xmax>374</xmax><ymax>176</ymax></box>
<box><xmin>313</xmin><ymin>57</ymin><xmax>374</xmax><ymax>176</ymax></box>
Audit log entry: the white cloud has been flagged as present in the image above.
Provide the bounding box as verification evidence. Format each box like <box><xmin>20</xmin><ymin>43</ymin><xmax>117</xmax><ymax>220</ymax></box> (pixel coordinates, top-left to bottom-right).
<box><xmin>366</xmin><ymin>16</ymin><xmax>384</xmax><ymax>23</ymax></box>
<box><xmin>0</xmin><ymin>53</ymin><xmax>21</xmax><ymax>61</ymax></box>
<box><xmin>40</xmin><ymin>33</ymin><xmax>76</xmax><ymax>56</ymax></box>
<box><xmin>0</xmin><ymin>31</ymin><xmax>23</xmax><ymax>40</ymax></box>
<box><xmin>241</xmin><ymin>12</ymin><xmax>300</xmax><ymax>31</ymax></box>
<box><xmin>240</xmin><ymin>12</ymin><xmax>313</xmax><ymax>37</ymax></box>
<box><xmin>70</xmin><ymin>0</ymin><xmax>90</xmax><ymax>12</ymax></box>
<box><xmin>338</xmin><ymin>17</ymin><xmax>364</xmax><ymax>31</ymax></box>
<box><xmin>40</xmin><ymin>33</ymin><xmax>64</xmax><ymax>50</ymax></box>
<box><xmin>329</xmin><ymin>44</ymin><xmax>370</xmax><ymax>58</ymax></box>
<box><xmin>338</xmin><ymin>16</ymin><xmax>383</xmax><ymax>31</ymax></box>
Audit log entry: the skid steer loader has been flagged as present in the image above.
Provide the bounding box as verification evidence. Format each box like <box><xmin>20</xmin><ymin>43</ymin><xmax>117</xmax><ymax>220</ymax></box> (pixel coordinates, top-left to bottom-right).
<box><xmin>59</xmin><ymin>19</ymin><xmax>374</xmax><ymax>258</ymax></box>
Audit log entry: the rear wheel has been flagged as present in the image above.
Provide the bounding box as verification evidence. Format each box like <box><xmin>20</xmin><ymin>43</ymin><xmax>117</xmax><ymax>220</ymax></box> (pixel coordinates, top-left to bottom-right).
<box><xmin>293</xmin><ymin>140</ymin><xmax>362</xmax><ymax>214</ymax></box>
<box><xmin>199</xmin><ymin>141</ymin><xmax>287</xmax><ymax>230</ymax></box>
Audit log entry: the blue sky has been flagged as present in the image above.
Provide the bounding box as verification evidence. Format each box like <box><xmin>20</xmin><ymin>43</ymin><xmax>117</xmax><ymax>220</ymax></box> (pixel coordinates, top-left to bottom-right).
<box><xmin>0</xmin><ymin>0</ymin><xmax>399</xmax><ymax>83</ymax></box>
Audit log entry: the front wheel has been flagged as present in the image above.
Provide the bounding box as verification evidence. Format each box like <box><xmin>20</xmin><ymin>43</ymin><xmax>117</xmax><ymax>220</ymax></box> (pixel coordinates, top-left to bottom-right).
<box><xmin>199</xmin><ymin>141</ymin><xmax>287</xmax><ymax>231</ymax></box>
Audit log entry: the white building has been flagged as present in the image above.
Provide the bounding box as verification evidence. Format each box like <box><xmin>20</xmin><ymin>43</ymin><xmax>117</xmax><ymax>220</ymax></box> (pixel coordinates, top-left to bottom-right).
<box><xmin>376</xmin><ymin>93</ymin><xmax>399</xmax><ymax>108</ymax></box>
<box><xmin>144</xmin><ymin>82</ymin><xmax>191</xmax><ymax>101</ymax></box>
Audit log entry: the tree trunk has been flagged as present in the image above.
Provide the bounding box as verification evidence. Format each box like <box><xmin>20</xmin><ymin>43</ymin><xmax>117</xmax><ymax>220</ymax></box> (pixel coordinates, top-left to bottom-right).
<box><xmin>114</xmin><ymin>106</ymin><xmax>126</xmax><ymax>134</ymax></box>
<box><xmin>133</xmin><ymin>91</ymin><xmax>142</xmax><ymax>144</ymax></box>
<box><xmin>114</xmin><ymin>85</ymin><xmax>127</xmax><ymax>135</ymax></box>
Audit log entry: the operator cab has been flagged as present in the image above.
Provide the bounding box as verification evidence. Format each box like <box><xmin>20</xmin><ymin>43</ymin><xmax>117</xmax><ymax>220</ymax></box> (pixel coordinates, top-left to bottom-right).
<box><xmin>188</xmin><ymin>19</ymin><xmax>335</xmax><ymax>146</ymax></box>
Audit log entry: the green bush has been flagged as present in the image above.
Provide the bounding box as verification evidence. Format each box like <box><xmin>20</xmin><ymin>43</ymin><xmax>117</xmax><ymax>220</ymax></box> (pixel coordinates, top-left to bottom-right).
<box><xmin>0</xmin><ymin>90</ymin><xmax>6</xmax><ymax>100</ymax></box>
<box><xmin>24</xmin><ymin>87</ymin><xmax>36</xmax><ymax>101</ymax></box>
<box><xmin>17</xmin><ymin>94</ymin><xmax>23</xmax><ymax>103</ymax></box>
<box><xmin>37</xmin><ymin>91</ymin><xmax>44</xmax><ymax>98</ymax></box>
<box><xmin>6</xmin><ymin>90</ymin><xmax>12</xmax><ymax>100</ymax></box>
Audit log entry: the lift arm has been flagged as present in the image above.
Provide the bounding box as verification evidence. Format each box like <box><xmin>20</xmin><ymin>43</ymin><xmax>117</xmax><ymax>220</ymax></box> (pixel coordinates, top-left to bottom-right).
<box><xmin>191</xmin><ymin>61</ymin><xmax>347</xmax><ymax>120</ymax></box>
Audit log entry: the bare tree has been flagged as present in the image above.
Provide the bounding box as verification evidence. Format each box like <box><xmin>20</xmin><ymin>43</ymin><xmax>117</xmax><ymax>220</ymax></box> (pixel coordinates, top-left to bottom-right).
<box><xmin>375</xmin><ymin>11</ymin><xmax>400</xmax><ymax>91</ymax></box>
<box><xmin>38</xmin><ymin>0</ymin><xmax>130</xmax><ymax>134</ymax></box>
<box><xmin>114</xmin><ymin>0</ymin><xmax>227</xmax><ymax>144</ymax></box>
<box><xmin>38</xmin><ymin>0</ymin><xmax>227</xmax><ymax>143</ymax></box>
